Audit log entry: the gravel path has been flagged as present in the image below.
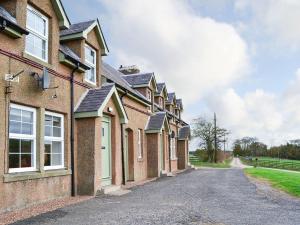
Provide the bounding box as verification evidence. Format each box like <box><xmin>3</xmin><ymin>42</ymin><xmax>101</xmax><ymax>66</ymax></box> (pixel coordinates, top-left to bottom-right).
<box><xmin>230</xmin><ymin>157</ymin><xmax>252</xmax><ymax>169</ymax></box>
<box><xmin>12</xmin><ymin>169</ymin><xmax>300</xmax><ymax>225</ymax></box>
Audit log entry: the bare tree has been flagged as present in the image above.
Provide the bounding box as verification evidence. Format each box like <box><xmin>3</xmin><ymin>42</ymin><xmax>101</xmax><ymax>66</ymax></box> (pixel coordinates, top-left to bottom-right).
<box><xmin>192</xmin><ymin>117</ymin><xmax>229</xmax><ymax>163</ymax></box>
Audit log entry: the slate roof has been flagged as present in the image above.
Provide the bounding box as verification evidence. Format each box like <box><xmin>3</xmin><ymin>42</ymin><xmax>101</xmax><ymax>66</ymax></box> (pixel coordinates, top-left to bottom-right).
<box><xmin>59</xmin><ymin>45</ymin><xmax>89</xmax><ymax>69</ymax></box>
<box><xmin>166</xmin><ymin>93</ymin><xmax>175</xmax><ymax>104</ymax></box>
<box><xmin>146</xmin><ymin>112</ymin><xmax>167</xmax><ymax>131</ymax></box>
<box><xmin>156</xmin><ymin>83</ymin><xmax>165</xmax><ymax>94</ymax></box>
<box><xmin>178</xmin><ymin>126</ymin><xmax>190</xmax><ymax>140</ymax></box>
<box><xmin>122</xmin><ymin>73</ymin><xmax>153</xmax><ymax>87</ymax></box>
<box><xmin>60</xmin><ymin>20</ymin><xmax>95</xmax><ymax>36</ymax></box>
<box><xmin>176</xmin><ymin>99</ymin><xmax>183</xmax><ymax>109</ymax></box>
<box><xmin>102</xmin><ymin>63</ymin><xmax>149</xmax><ymax>103</ymax></box>
<box><xmin>0</xmin><ymin>6</ymin><xmax>28</xmax><ymax>34</ymax></box>
<box><xmin>75</xmin><ymin>83</ymin><xmax>114</xmax><ymax>113</ymax></box>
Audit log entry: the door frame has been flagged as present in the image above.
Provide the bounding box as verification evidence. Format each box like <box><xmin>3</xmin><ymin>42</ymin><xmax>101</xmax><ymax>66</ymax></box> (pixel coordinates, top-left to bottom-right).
<box><xmin>101</xmin><ymin>116</ymin><xmax>112</xmax><ymax>186</ymax></box>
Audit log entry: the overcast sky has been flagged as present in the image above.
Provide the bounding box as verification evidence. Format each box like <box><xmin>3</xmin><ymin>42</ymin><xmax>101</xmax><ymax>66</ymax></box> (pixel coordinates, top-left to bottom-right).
<box><xmin>63</xmin><ymin>0</ymin><xmax>300</xmax><ymax>149</ymax></box>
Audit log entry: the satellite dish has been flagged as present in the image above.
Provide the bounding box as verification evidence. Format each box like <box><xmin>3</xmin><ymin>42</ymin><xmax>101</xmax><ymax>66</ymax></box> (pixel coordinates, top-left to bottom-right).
<box><xmin>39</xmin><ymin>67</ymin><xmax>50</xmax><ymax>90</ymax></box>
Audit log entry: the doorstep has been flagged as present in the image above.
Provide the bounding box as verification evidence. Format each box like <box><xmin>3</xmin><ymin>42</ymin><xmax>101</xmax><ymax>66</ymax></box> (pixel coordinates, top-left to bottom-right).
<box><xmin>122</xmin><ymin>178</ymin><xmax>157</xmax><ymax>189</ymax></box>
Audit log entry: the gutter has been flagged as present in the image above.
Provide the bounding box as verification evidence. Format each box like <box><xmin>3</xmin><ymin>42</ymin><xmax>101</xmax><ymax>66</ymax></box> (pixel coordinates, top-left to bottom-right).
<box><xmin>120</xmin><ymin>90</ymin><xmax>128</xmax><ymax>185</ymax></box>
<box><xmin>70</xmin><ymin>63</ymin><xmax>79</xmax><ymax>196</ymax></box>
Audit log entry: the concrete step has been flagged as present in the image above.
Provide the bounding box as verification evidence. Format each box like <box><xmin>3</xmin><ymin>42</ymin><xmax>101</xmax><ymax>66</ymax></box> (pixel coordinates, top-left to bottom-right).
<box><xmin>97</xmin><ymin>185</ymin><xmax>121</xmax><ymax>195</ymax></box>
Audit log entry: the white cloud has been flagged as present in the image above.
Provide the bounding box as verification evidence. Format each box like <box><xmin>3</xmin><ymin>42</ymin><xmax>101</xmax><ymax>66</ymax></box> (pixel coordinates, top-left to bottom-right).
<box><xmin>99</xmin><ymin>0</ymin><xmax>249</xmax><ymax>104</ymax></box>
<box><xmin>235</xmin><ymin>0</ymin><xmax>300</xmax><ymax>50</ymax></box>
<box><xmin>200</xmin><ymin>69</ymin><xmax>300</xmax><ymax>148</ymax></box>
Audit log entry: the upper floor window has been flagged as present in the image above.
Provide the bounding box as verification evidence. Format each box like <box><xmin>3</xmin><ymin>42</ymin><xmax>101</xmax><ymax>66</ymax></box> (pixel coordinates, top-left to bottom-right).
<box><xmin>147</xmin><ymin>90</ymin><xmax>152</xmax><ymax>102</ymax></box>
<box><xmin>44</xmin><ymin>112</ymin><xmax>64</xmax><ymax>170</ymax></box>
<box><xmin>9</xmin><ymin>104</ymin><xmax>36</xmax><ymax>173</ymax></box>
<box><xmin>159</xmin><ymin>98</ymin><xmax>163</xmax><ymax>108</ymax></box>
<box><xmin>25</xmin><ymin>5</ymin><xmax>48</xmax><ymax>62</ymax></box>
<box><xmin>85</xmin><ymin>45</ymin><xmax>97</xmax><ymax>85</ymax></box>
<box><xmin>137</xmin><ymin>129</ymin><xmax>143</xmax><ymax>159</ymax></box>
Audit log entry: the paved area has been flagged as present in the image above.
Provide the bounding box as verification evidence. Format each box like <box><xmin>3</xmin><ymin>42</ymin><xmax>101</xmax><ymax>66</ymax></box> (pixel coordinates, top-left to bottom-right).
<box><xmin>230</xmin><ymin>157</ymin><xmax>252</xmax><ymax>169</ymax></box>
<box><xmin>13</xmin><ymin>169</ymin><xmax>300</xmax><ymax>225</ymax></box>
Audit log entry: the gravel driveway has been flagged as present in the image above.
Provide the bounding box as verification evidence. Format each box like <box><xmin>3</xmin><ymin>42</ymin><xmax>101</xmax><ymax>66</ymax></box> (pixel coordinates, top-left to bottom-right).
<box><xmin>13</xmin><ymin>168</ymin><xmax>300</xmax><ymax>225</ymax></box>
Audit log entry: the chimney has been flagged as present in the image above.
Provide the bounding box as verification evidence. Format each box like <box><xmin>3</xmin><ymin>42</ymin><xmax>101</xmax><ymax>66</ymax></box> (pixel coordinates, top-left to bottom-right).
<box><xmin>119</xmin><ymin>65</ymin><xmax>140</xmax><ymax>75</ymax></box>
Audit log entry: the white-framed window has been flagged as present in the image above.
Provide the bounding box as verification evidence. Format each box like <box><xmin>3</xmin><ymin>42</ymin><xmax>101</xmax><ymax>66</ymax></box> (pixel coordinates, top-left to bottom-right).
<box><xmin>44</xmin><ymin>111</ymin><xmax>64</xmax><ymax>170</ymax></box>
<box><xmin>9</xmin><ymin>104</ymin><xmax>36</xmax><ymax>173</ymax></box>
<box><xmin>25</xmin><ymin>5</ymin><xmax>49</xmax><ymax>62</ymax></box>
<box><xmin>170</xmin><ymin>137</ymin><xmax>177</xmax><ymax>160</ymax></box>
<box><xmin>137</xmin><ymin>129</ymin><xmax>143</xmax><ymax>159</ymax></box>
<box><xmin>147</xmin><ymin>90</ymin><xmax>152</xmax><ymax>102</ymax></box>
<box><xmin>85</xmin><ymin>44</ymin><xmax>97</xmax><ymax>85</ymax></box>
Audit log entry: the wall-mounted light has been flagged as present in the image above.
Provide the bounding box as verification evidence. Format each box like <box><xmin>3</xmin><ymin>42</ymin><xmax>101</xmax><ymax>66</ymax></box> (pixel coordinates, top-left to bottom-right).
<box><xmin>108</xmin><ymin>107</ymin><xmax>113</xmax><ymax>113</ymax></box>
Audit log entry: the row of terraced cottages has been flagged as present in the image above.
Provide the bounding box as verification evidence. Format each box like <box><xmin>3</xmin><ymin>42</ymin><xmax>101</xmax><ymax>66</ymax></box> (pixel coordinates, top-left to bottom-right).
<box><xmin>0</xmin><ymin>0</ymin><xmax>190</xmax><ymax>213</ymax></box>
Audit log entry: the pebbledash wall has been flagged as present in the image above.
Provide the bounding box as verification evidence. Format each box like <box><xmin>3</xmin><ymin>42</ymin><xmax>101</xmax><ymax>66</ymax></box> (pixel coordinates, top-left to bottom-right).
<box><xmin>0</xmin><ymin>0</ymin><xmax>190</xmax><ymax>213</ymax></box>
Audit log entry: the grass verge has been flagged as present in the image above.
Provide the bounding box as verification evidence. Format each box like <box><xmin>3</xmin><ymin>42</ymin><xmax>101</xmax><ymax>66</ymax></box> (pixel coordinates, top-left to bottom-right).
<box><xmin>190</xmin><ymin>158</ymin><xmax>232</xmax><ymax>168</ymax></box>
<box><xmin>244</xmin><ymin>168</ymin><xmax>300</xmax><ymax>197</ymax></box>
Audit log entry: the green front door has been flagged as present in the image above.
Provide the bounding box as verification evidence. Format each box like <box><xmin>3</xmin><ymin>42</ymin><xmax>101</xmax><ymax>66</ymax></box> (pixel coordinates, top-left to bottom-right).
<box><xmin>102</xmin><ymin>116</ymin><xmax>112</xmax><ymax>186</ymax></box>
<box><xmin>124</xmin><ymin>130</ymin><xmax>129</xmax><ymax>181</ymax></box>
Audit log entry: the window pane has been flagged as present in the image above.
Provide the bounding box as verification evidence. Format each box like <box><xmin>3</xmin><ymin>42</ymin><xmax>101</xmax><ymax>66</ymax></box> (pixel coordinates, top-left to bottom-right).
<box><xmin>21</xmin><ymin>154</ymin><xmax>32</xmax><ymax>168</ymax></box>
<box><xmin>44</xmin><ymin>154</ymin><xmax>51</xmax><ymax>166</ymax></box>
<box><xmin>53</xmin><ymin>116</ymin><xmax>61</xmax><ymax>127</ymax></box>
<box><xmin>10</xmin><ymin>121</ymin><xmax>21</xmax><ymax>134</ymax></box>
<box><xmin>52</xmin><ymin>142</ymin><xmax>62</xmax><ymax>154</ymax></box>
<box><xmin>9</xmin><ymin>139</ymin><xmax>20</xmax><ymax>153</ymax></box>
<box><xmin>21</xmin><ymin>140</ymin><xmax>32</xmax><ymax>153</ymax></box>
<box><xmin>45</xmin><ymin>115</ymin><xmax>52</xmax><ymax>126</ymax></box>
<box><xmin>22</xmin><ymin>110</ymin><xmax>33</xmax><ymax>123</ymax></box>
<box><xmin>53</xmin><ymin>127</ymin><xmax>61</xmax><ymax>137</ymax></box>
<box><xmin>45</xmin><ymin>125</ymin><xmax>52</xmax><ymax>136</ymax></box>
<box><xmin>9</xmin><ymin>154</ymin><xmax>20</xmax><ymax>169</ymax></box>
<box><xmin>22</xmin><ymin>123</ymin><xmax>33</xmax><ymax>135</ymax></box>
<box><xmin>10</xmin><ymin>108</ymin><xmax>21</xmax><ymax>121</ymax></box>
<box><xmin>52</xmin><ymin>154</ymin><xmax>62</xmax><ymax>166</ymax></box>
<box><xmin>25</xmin><ymin>34</ymin><xmax>35</xmax><ymax>54</ymax></box>
<box><xmin>45</xmin><ymin>143</ymin><xmax>51</xmax><ymax>153</ymax></box>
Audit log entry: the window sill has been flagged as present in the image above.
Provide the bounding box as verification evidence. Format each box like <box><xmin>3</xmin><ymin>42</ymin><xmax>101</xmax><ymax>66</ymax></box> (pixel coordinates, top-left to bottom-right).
<box><xmin>23</xmin><ymin>52</ymin><xmax>53</xmax><ymax>69</ymax></box>
<box><xmin>3</xmin><ymin>169</ymin><xmax>72</xmax><ymax>183</ymax></box>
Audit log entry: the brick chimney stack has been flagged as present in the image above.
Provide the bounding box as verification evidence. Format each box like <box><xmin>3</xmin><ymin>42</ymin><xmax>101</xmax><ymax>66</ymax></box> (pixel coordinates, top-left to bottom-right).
<box><xmin>119</xmin><ymin>65</ymin><xmax>140</xmax><ymax>75</ymax></box>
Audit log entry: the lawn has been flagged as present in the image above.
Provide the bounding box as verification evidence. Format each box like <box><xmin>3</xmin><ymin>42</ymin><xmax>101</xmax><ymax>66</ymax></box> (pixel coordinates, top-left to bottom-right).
<box><xmin>245</xmin><ymin>168</ymin><xmax>300</xmax><ymax>197</ymax></box>
<box><xmin>189</xmin><ymin>155</ymin><xmax>232</xmax><ymax>168</ymax></box>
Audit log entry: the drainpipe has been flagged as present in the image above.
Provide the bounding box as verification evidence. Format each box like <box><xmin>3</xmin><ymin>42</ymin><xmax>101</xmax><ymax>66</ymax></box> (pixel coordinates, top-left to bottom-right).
<box><xmin>70</xmin><ymin>63</ymin><xmax>79</xmax><ymax>196</ymax></box>
<box><xmin>120</xmin><ymin>90</ymin><xmax>128</xmax><ymax>185</ymax></box>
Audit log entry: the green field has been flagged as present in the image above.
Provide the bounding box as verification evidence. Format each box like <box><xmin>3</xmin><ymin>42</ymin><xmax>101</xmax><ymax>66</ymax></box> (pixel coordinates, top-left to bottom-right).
<box><xmin>245</xmin><ymin>168</ymin><xmax>300</xmax><ymax>197</ymax></box>
<box><xmin>241</xmin><ymin>157</ymin><xmax>300</xmax><ymax>172</ymax></box>
<box><xmin>189</xmin><ymin>154</ymin><xmax>232</xmax><ymax>168</ymax></box>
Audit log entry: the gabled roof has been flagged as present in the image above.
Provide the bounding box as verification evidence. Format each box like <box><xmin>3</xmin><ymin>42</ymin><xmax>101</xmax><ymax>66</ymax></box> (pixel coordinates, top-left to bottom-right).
<box><xmin>122</xmin><ymin>73</ymin><xmax>158</xmax><ymax>91</ymax></box>
<box><xmin>176</xmin><ymin>99</ymin><xmax>183</xmax><ymax>110</ymax></box>
<box><xmin>51</xmin><ymin>0</ymin><xmax>71</xmax><ymax>29</ymax></box>
<box><xmin>166</xmin><ymin>93</ymin><xmax>176</xmax><ymax>105</ymax></box>
<box><xmin>75</xmin><ymin>83</ymin><xmax>128</xmax><ymax>123</ymax></box>
<box><xmin>0</xmin><ymin>6</ymin><xmax>28</xmax><ymax>37</ymax></box>
<box><xmin>155</xmin><ymin>83</ymin><xmax>168</xmax><ymax>99</ymax></box>
<box><xmin>178</xmin><ymin>126</ymin><xmax>191</xmax><ymax>140</ymax></box>
<box><xmin>60</xmin><ymin>19</ymin><xmax>109</xmax><ymax>56</ymax></box>
<box><xmin>59</xmin><ymin>44</ymin><xmax>90</xmax><ymax>71</ymax></box>
<box><xmin>145</xmin><ymin>112</ymin><xmax>170</xmax><ymax>133</ymax></box>
<box><xmin>102</xmin><ymin>63</ymin><xmax>150</xmax><ymax>105</ymax></box>
<box><xmin>157</xmin><ymin>83</ymin><xmax>165</xmax><ymax>94</ymax></box>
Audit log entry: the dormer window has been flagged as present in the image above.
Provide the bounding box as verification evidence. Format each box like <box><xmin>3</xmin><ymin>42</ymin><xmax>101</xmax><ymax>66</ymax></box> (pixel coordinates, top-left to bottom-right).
<box><xmin>85</xmin><ymin>45</ymin><xmax>97</xmax><ymax>85</ymax></box>
<box><xmin>25</xmin><ymin>5</ymin><xmax>48</xmax><ymax>62</ymax></box>
<box><xmin>147</xmin><ymin>90</ymin><xmax>152</xmax><ymax>102</ymax></box>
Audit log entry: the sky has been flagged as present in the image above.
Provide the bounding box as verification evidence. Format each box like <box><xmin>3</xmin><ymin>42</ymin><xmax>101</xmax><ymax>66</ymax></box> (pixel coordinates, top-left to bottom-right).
<box><xmin>62</xmin><ymin>0</ymin><xmax>300</xmax><ymax>149</ymax></box>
